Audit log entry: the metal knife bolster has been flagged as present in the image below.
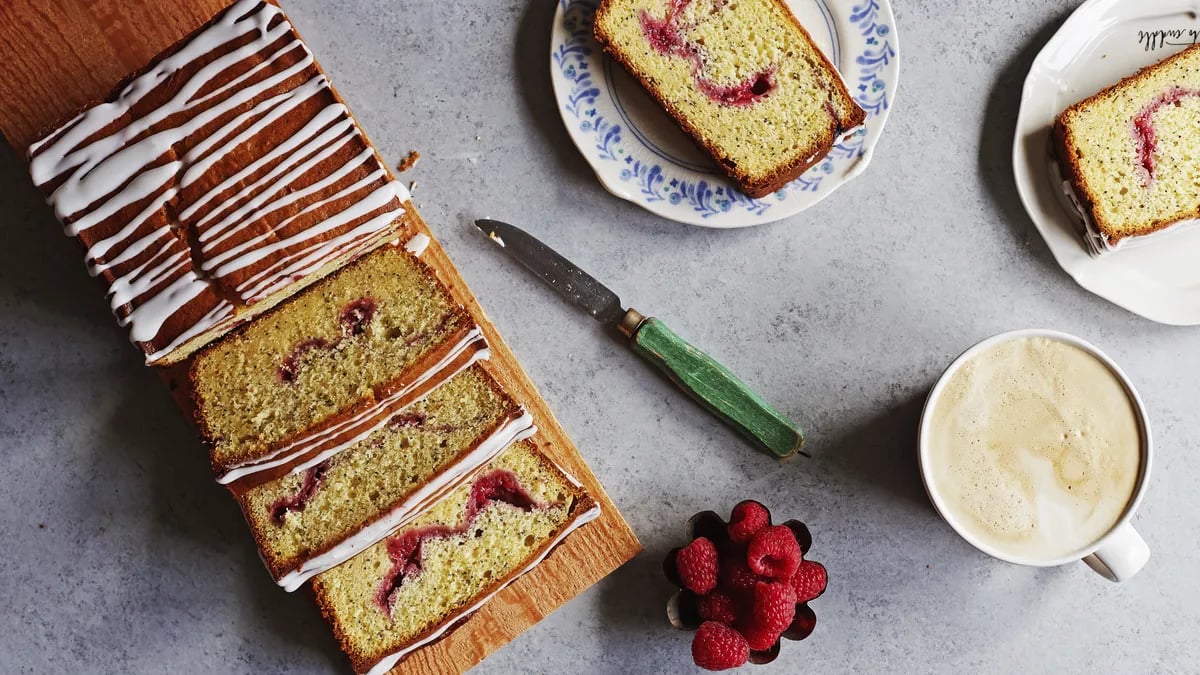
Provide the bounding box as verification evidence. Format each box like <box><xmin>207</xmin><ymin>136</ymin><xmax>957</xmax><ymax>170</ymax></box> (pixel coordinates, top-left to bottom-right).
<box><xmin>617</xmin><ymin>308</ymin><xmax>646</xmax><ymax>338</ymax></box>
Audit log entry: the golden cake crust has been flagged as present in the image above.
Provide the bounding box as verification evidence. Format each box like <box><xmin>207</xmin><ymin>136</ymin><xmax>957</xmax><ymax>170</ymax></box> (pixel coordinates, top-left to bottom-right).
<box><xmin>1054</xmin><ymin>43</ymin><xmax>1200</xmax><ymax>247</ymax></box>
<box><xmin>593</xmin><ymin>0</ymin><xmax>865</xmax><ymax>198</ymax></box>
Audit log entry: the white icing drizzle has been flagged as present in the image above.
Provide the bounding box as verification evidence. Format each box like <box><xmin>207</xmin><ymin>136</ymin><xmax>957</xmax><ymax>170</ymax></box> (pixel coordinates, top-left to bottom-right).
<box><xmin>363</xmin><ymin>500</ymin><xmax>603</xmax><ymax>675</ymax></box>
<box><xmin>1062</xmin><ymin>179</ymin><xmax>1114</xmax><ymax>256</ymax></box>
<box><xmin>275</xmin><ymin>414</ymin><xmax>538</xmax><ymax>592</ymax></box>
<box><xmin>35</xmin><ymin>8</ymin><xmax>303</xmax><ymax>220</ymax></box>
<box><xmin>231</xmin><ymin>182</ymin><xmax>400</xmax><ymax>295</ymax></box>
<box><xmin>404</xmin><ymin>233</ymin><xmax>431</xmax><ymax>256</ymax></box>
<box><xmin>200</xmin><ymin>137</ymin><xmax>367</xmax><ymax>251</ymax></box>
<box><xmin>145</xmin><ymin>302</ymin><xmax>237</xmax><ymax>363</ymax></box>
<box><xmin>215</xmin><ymin>327</ymin><xmax>490</xmax><ymax>484</ymax></box>
<box><xmin>102</xmin><ymin>247</ymin><xmax>208</xmax><ymax>345</ymax></box>
<box><xmin>188</xmin><ymin>101</ymin><xmax>357</xmax><ymax>232</ymax></box>
<box><xmin>238</xmin><ymin>204</ymin><xmax>409</xmax><ymax>301</ymax></box>
<box><xmin>28</xmin><ymin>0</ymin><xmax>411</xmax><ymax>362</ymax></box>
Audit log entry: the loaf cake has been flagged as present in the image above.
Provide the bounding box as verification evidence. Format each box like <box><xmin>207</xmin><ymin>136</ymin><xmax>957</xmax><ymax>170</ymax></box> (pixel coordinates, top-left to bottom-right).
<box><xmin>593</xmin><ymin>0</ymin><xmax>865</xmax><ymax>197</ymax></box>
<box><xmin>1055</xmin><ymin>44</ymin><xmax>1200</xmax><ymax>253</ymax></box>
<box><xmin>22</xmin><ymin>1</ymin><xmax>613</xmax><ymax>670</ymax></box>
<box><xmin>312</xmin><ymin>441</ymin><xmax>601</xmax><ymax>675</ymax></box>
<box><xmin>26</xmin><ymin>0</ymin><xmax>408</xmax><ymax>364</ymax></box>
<box><xmin>233</xmin><ymin>364</ymin><xmax>535</xmax><ymax>591</ymax></box>
<box><xmin>183</xmin><ymin>238</ymin><xmax>487</xmax><ymax>484</ymax></box>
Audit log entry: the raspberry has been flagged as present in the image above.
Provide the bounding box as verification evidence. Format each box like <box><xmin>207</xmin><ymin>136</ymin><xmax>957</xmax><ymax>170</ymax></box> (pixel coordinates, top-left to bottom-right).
<box><xmin>719</xmin><ymin>555</ymin><xmax>759</xmax><ymax>593</ymax></box>
<box><xmin>697</xmin><ymin>591</ymin><xmax>739</xmax><ymax>625</ymax></box>
<box><xmin>747</xmin><ymin>525</ymin><xmax>802</xmax><ymax>580</ymax></box>
<box><xmin>728</xmin><ymin>500</ymin><xmax>770</xmax><ymax>544</ymax></box>
<box><xmin>691</xmin><ymin>621</ymin><xmax>749</xmax><ymax>671</ymax></box>
<box><xmin>738</xmin><ymin>617</ymin><xmax>784</xmax><ymax>652</ymax></box>
<box><xmin>790</xmin><ymin>560</ymin><xmax>828</xmax><ymax>602</ymax></box>
<box><xmin>751</xmin><ymin>580</ymin><xmax>797</xmax><ymax>634</ymax></box>
<box><xmin>676</xmin><ymin>537</ymin><xmax>719</xmax><ymax>595</ymax></box>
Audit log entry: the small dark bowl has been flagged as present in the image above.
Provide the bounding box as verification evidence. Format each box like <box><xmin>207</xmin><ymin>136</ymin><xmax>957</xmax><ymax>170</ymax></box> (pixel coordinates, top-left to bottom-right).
<box><xmin>664</xmin><ymin>503</ymin><xmax>821</xmax><ymax>665</ymax></box>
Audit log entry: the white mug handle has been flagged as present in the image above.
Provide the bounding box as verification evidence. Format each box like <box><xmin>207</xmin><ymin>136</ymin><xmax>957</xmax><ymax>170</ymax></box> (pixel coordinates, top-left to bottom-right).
<box><xmin>1082</xmin><ymin>522</ymin><xmax>1149</xmax><ymax>582</ymax></box>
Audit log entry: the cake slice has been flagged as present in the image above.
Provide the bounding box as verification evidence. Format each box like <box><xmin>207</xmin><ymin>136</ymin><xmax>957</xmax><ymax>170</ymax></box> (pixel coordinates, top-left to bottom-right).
<box><xmin>174</xmin><ymin>236</ymin><xmax>489</xmax><ymax>483</ymax></box>
<box><xmin>1054</xmin><ymin>44</ymin><xmax>1200</xmax><ymax>253</ymax></box>
<box><xmin>26</xmin><ymin>0</ymin><xmax>408</xmax><ymax>364</ymax></box>
<box><xmin>232</xmin><ymin>364</ymin><xmax>535</xmax><ymax>591</ymax></box>
<box><xmin>312</xmin><ymin>440</ymin><xmax>600</xmax><ymax>675</ymax></box>
<box><xmin>593</xmin><ymin>0</ymin><xmax>865</xmax><ymax>197</ymax></box>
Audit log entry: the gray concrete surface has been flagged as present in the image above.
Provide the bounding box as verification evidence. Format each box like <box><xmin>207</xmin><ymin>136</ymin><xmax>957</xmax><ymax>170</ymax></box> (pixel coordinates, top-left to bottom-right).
<box><xmin>2</xmin><ymin>0</ymin><xmax>1198</xmax><ymax>672</ymax></box>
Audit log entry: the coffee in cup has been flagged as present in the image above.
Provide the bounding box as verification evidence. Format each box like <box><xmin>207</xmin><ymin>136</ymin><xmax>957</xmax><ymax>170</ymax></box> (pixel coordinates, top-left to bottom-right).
<box><xmin>919</xmin><ymin>330</ymin><xmax>1151</xmax><ymax>580</ymax></box>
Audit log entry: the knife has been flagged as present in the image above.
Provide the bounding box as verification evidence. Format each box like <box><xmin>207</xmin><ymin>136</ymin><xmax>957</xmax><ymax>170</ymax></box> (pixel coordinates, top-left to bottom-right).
<box><xmin>475</xmin><ymin>219</ymin><xmax>805</xmax><ymax>458</ymax></box>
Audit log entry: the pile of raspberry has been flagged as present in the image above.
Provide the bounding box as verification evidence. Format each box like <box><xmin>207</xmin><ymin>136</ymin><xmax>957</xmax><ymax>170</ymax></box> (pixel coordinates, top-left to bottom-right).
<box><xmin>670</xmin><ymin>500</ymin><xmax>827</xmax><ymax>671</ymax></box>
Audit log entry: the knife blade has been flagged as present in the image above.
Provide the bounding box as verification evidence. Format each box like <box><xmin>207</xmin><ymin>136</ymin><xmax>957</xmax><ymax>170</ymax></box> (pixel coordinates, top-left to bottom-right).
<box><xmin>475</xmin><ymin>219</ymin><xmax>804</xmax><ymax>459</ymax></box>
<box><xmin>475</xmin><ymin>218</ymin><xmax>627</xmax><ymax>327</ymax></box>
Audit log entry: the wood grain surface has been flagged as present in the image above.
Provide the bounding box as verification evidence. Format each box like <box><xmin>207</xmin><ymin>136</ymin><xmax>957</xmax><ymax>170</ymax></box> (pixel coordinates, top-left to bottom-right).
<box><xmin>0</xmin><ymin>1</ymin><xmax>641</xmax><ymax>672</ymax></box>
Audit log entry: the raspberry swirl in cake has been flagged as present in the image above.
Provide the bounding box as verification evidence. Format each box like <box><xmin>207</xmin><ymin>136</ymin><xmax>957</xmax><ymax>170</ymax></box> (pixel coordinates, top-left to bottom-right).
<box><xmin>373</xmin><ymin>469</ymin><xmax>543</xmax><ymax>618</ymax></box>
<box><xmin>639</xmin><ymin>0</ymin><xmax>777</xmax><ymax>107</ymax></box>
<box><xmin>27</xmin><ymin>0</ymin><xmax>409</xmax><ymax>363</ymax></box>
<box><xmin>267</xmin><ymin>404</ymin><xmax>535</xmax><ymax>592</ymax></box>
<box><xmin>276</xmin><ymin>297</ymin><xmax>380</xmax><ymax>384</ymax></box>
<box><xmin>1132</xmin><ymin>87</ymin><xmax>1200</xmax><ymax>186</ymax></box>
<box><xmin>268</xmin><ymin>460</ymin><xmax>331</xmax><ymax>525</ymax></box>
<box><xmin>178</xmin><ymin>235</ymin><xmax>491</xmax><ymax>487</ymax></box>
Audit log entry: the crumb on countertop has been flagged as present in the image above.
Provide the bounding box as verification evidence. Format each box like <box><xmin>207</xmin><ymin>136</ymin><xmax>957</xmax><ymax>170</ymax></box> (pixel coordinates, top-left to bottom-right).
<box><xmin>397</xmin><ymin>150</ymin><xmax>420</xmax><ymax>172</ymax></box>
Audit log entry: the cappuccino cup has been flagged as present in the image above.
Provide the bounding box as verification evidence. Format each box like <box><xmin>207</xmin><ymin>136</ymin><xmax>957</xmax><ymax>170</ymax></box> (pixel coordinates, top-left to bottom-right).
<box><xmin>918</xmin><ymin>329</ymin><xmax>1151</xmax><ymax>581</ymax></box>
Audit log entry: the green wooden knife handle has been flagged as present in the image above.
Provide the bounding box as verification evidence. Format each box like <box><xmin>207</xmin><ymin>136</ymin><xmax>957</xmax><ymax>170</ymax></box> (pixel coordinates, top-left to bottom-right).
<box><xmin>629</xmin><ymin>316</ymin><xmax>804</xmax><ymax>458</ymax></box>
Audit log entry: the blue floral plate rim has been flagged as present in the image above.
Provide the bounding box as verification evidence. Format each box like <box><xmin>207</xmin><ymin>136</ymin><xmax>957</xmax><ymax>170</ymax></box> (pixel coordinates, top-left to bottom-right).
<box><xmin>549</xmin><ymin>0</ymin><xmax>900</xmax><ymax>228</ymax></box>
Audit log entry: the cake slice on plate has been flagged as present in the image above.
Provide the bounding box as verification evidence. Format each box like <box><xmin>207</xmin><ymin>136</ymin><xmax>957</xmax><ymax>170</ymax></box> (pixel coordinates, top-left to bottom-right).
<box><xmin>593</xmin><ymin>0</ymin><xmax>865</xmax><ymax>197</ymax></box>
<box><xmin>232</xmin><ymin>364</ymin><xmax>535</xmax><ymax>591</ymax></box>
<box><xmin>174</xmin><ymin>237</ymin><xmax>488</xmax><ymax>484</ymax></box>
<box><xmin>312</xmin><ymin>440</ymin><xmax>600</xmax><ymax>675</ymax></box>
<box><xmin>1054</xmin><ymin>43</ymin><xmax>1200</xmax><ymax>253</ymax></box>
<box><xmin>26</xmin><ymin>0</ymin><xmax>408</xmax><ymax>364</ymax></box>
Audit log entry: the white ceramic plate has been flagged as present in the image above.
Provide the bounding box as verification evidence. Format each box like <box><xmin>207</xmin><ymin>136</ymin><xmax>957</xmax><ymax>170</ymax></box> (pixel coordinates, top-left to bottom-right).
<box><xmin>1013</xmin><ymin>0</ymin><xmax>1200</xmax><ymax>325</ymax></box>
<box><xmin>550</xmin><ymin>0</ymin><xmax>899</xmax><ymax>227</ymax></box>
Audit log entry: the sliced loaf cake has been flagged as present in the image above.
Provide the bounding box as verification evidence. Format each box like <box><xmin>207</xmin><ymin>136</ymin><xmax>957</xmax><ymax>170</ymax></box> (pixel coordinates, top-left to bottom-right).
<box><xmin>26</xmin><ymin>2</ymin><xmax>611</xmax><ymax>670</ymax></box>
<box><xmin>178</xmin><ymin>238</ymin><xmax>487</xmax><ymax>483</ymax></box>
<box><xmin>233</xmin><ymin>364</ymin><xmax>534</xmax><ymax>590</ymax></box>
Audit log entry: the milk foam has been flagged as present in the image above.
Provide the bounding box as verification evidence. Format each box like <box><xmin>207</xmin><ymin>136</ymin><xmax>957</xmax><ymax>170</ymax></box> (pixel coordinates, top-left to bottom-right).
<box><xmin>926</xmin><ymin>337</ymin><xmax>1141</xmax><ymax>561</ymax></box>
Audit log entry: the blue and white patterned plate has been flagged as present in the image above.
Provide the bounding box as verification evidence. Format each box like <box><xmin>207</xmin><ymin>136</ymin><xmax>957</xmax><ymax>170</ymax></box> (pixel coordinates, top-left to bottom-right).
<box><xmin>550</xmin><ymin>0</ymin><xmax>899</xmax><ymax>227</ymax></box>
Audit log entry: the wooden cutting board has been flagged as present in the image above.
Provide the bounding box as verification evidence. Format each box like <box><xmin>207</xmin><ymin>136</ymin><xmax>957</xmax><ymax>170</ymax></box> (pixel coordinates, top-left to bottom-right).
<box><xmin>0</xmin><ymin>1</ymin><xmax>641</xmax><ymax>672</ymax></box>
